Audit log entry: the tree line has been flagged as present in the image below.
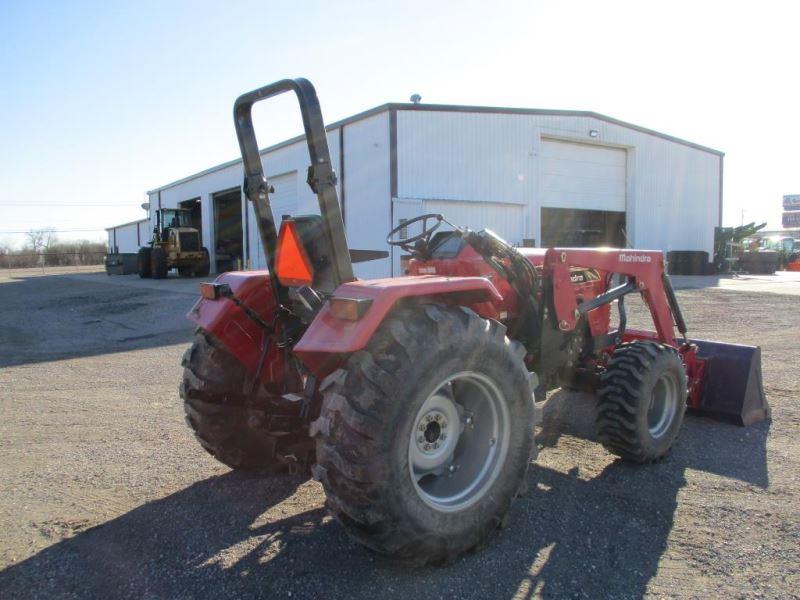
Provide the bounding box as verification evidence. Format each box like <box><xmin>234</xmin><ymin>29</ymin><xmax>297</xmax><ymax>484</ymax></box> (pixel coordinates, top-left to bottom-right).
<box><xmin>0</xmin><ymin>230</ymin><xmax>107</xmax><ymax>268</ymax></box>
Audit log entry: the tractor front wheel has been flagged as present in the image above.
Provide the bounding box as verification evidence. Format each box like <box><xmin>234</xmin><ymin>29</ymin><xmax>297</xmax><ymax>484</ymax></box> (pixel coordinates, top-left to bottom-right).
<box><xmin>312</xmin><ymin>305</ymin><xmax>535</xmax><ymax>565</ymax></box>
<box><xmin>596</xmin><ymin>341</ymin><xmax>687</xmax><ymax>463</ymax></box>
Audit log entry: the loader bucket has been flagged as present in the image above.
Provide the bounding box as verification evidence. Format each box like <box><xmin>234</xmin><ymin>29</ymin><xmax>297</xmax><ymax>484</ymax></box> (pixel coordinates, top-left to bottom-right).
<box><xmin>691</xmin><ymin>339</ymin><xmax>770</xmax><ymax>426</ymax></box>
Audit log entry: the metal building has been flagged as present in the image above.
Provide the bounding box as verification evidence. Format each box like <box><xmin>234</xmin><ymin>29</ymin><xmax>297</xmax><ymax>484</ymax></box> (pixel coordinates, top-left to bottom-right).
<box><xmin>143</xmin><ymin>103</ymin><xmax>723</xmax><ymax>277</ymax></box>
<box><xmin>106</xmin><ymin>218</ymin><xmax>149</xmax><ymax>254</ymax></box>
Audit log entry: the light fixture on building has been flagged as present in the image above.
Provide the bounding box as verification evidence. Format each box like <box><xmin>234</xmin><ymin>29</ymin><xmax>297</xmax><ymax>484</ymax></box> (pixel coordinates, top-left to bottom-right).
<box><xmin>589</xmin><ymin>129</ymin><xmax>599</xmax><ymax>138</ymax></box>
<box><xmin>410</xmin><ymin>94</ymin><xmax>422</xmax><ymax>104</ymax></box>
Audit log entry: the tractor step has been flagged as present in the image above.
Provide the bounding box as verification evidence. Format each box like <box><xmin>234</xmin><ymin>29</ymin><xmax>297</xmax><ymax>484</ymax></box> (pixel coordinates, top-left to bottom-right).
<box><xmin>691</xmin><ymin>339</ymin><xmax>770</xmax><ymax>426</ymax></box>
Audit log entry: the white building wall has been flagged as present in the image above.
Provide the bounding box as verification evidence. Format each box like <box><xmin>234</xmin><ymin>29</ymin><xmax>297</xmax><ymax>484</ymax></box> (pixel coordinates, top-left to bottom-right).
<box><xmin>106</xmin><ymin>219</ymin><xmax>148</xmax><ymax>253</ymax></box>
<box><xmin>341</xmin><ymin>112</ymin><xmax>391</xmax><ymax>279</ymax></box>
<box><xmin>397</xmin><ymin>110</ymin><xmax>721</xmax><ymax>256</ymax></box>
<box><xmin>142</xmin><ymin>105</ymin><xmax>721</xmax><ymax>279</ymax></box>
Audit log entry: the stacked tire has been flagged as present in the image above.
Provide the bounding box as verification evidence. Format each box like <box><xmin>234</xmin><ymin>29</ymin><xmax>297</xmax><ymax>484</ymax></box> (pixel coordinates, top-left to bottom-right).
<box><xmin>739</xmin><ymin>252</ymin><xmax>780</xmax><ymax>274</ymax></box>
<box><xmin>667</xmin><ymin>251</ymin><xmax>710</xmax><ymax>275</ymax></box>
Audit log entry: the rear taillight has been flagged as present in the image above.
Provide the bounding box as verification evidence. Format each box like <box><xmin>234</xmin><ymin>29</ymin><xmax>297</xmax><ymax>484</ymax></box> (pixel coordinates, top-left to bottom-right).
<box><xmin>275</xmin><ymin>221</ymin><xmax>314</xmax><ymax>287</ymax></box>
<box><xmin>199</xmin><ymin>282</ymin><xmax>232</xmax><ymax>300</ymax></box>
<box><xmin>329</xmin><ymin>297</ymin><xmax>372</xmax><ymax>321</ymax></box>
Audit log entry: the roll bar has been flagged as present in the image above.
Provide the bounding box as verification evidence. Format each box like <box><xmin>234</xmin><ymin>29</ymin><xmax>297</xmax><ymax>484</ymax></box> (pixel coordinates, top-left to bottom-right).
<box><xmin>233</xmin><ymin>78</ymin><xmax>354</xmax><ymax>300</ymax></box>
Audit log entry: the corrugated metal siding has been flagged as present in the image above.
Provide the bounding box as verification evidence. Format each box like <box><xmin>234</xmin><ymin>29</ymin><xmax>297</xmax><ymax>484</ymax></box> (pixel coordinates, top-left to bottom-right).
<box><xmin>540</xmin><ymin>140</ymin><xmax>626</xmax><ymax>211</ymax></box>
<box><xmin>397</xmin><ymin>111</ymin><xmax>720</xmax><ymax>256</ymax></box>
<box><xmin>423</xmin><ymin>200</ymin><xmax>525</xmax><ymax>243</ymax></box>
<box><xmin>107</xmin><ymin>221</ymin><xmax>145</xmax><ymax>253</ymax></box>
<box><xmin>341</xmin><ymin>113</ymin><xmax>391</xmax><ymax>279</ymax></box>
<box><xmin>138</xmin><ymin>221</ymin><xmax>148</xmax><ymax>247</ymax></box>
<box><xmin>248</xmin><ymin>172</ymin><xmax>298</xmax><ymax>270</ymax></box>
<box><xmin>397</xmin><ymin>111</ymin><xmax>533</xmax><ymax>205</ymax></box>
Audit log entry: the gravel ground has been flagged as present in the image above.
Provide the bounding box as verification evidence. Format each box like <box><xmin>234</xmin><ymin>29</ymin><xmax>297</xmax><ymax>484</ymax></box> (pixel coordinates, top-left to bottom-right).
<box><xmin>0</xmin><ymin>269</ymin><xmax>798</xmax><ymax>599</ymax></box>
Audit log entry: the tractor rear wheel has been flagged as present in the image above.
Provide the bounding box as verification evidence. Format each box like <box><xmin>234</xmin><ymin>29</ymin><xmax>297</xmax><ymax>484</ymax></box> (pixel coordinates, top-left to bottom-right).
<box><xmin>152</xmin><ymin>247</ymin><xmax>168</xmax><ymax>279</ymax></box>
<box><xmin>312</xmin><ymin>305</ymin><xmax>534</xmax><ymax>565</ymax></box>
<box><xmin>180</xmin><ymin>329</ymin><xmax>311</xmax><ymax>473</ymax></box>
<box><xmin>596</xmin><ymin>341</ymin><xmax>687</xmax><ymax>463</ymax></box>
<box><xmin>137</xmin><ymin>247</ymin><xmax>152</xmax><ymax>278</ymax></box>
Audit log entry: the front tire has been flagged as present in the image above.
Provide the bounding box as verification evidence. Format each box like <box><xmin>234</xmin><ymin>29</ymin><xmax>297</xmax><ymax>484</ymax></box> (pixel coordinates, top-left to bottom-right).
<box><xmin>312</xmin><ymin>305</ymin><xmax>534</xmax><ymax>565</ymax></box>
<box><xmin>152</xmin><ymin>247</ymin><xmax>168</xmax><ymax>279</ymax></box>
<box><xmin>137</xmin><ymin>247</ymin><xmax>152</xmax><ymax>278</ymax></box>
<box><xmin>596</xmin><ymin>341</ymin><xmax>687</xmax><ymax>463</ymax></box>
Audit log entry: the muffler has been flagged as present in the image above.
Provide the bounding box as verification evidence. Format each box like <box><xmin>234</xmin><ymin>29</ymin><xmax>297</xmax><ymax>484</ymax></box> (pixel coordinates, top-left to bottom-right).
<box><xmin>691</xmin><ymin>339</ymin><xmax>770</xmax><ymax>426</ymax></box>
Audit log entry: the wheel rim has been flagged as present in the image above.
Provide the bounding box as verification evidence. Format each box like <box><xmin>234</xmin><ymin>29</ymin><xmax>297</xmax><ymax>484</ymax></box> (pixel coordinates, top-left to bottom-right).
<box><xmin>647</xmin><ymin>371</ymin><xmax>679</xmax><ymax>439</ymax></box>
<box><xmin>408</xmin><ymin>371</ymin><xmax>510</xmax><ymax>513</ymax></box>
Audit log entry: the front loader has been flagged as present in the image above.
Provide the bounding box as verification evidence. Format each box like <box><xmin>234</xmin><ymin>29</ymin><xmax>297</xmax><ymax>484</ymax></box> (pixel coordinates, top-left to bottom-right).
<box><xmin>138</xmin><ymin>208</ymin><xmax>210</xmax><ymax>279</ymax></box>
<box><xmin>180</xmin><ymin>78</ymin><xmax>769</xmax><ymax>564</ymax></box>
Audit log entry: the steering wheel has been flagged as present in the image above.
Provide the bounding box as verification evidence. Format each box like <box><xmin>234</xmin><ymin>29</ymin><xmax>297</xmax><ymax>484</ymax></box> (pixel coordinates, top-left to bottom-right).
<box><xmin>386</xmin><ymin>213</ymin><xmax>445</xmax><ymax>254</ymax></box>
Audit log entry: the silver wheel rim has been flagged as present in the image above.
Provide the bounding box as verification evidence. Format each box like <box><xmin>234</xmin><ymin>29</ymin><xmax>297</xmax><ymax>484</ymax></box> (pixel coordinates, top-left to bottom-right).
<box><xmin>648</xmin><ymin>371</ymin><xmax>679</xmax><ymax>439</ymax></box>
<box><xmin>408</xmin><ymin>371</ymin><xmax>510</xmax><ymax>513</ymax></box>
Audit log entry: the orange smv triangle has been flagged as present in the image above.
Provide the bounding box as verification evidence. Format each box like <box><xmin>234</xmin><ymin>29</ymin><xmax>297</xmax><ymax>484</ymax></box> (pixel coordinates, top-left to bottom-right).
<box><xmin>275</xmin><ymin>221</ymin><xmax>314</xmax><ymax>287</ymax></box>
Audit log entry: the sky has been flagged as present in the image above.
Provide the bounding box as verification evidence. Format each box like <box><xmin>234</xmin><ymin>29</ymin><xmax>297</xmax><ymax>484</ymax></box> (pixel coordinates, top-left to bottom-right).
<box><xmin>1</xmin><ymin>0</ymin><xmax>798</xmax><ymax>247</ymax></box>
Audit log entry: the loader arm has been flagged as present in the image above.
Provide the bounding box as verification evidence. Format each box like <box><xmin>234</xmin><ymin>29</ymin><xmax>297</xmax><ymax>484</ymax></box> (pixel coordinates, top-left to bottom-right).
<box><xmin>543</xmin><ymin>248</ymin><xmax>679</xmax><ymax>344</ymax></box>
<box><xmin>541</xmin><ymin>247</ymin><xmax>767</xmax><ymax>425</ymax></box>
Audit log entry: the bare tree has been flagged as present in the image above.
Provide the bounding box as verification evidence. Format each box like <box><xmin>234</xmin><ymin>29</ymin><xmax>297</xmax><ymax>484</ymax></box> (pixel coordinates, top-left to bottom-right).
<box><xmin>25</xmin><ymin>229</ymin><xmax>46</xmax><ymax>253</ymax></box>
<box><xmin>24</xmin><ymin>229</ymin><xmax>57</xmax><ymax>262</ymax></box>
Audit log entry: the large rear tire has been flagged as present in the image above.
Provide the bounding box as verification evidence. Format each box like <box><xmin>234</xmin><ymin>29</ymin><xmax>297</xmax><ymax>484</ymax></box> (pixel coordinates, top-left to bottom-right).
<box><xmin>180</xmin><ymin>329</ymin><xmax>312</xmax><ymax>473</ymax></box>
<box><xmin>137</xmin><ymin>247</ymin><xmax>152</xmax><ymax>278</ymax></box>
<box><xmin>152</xmin><ymin>247</ymin><xmax>168</xmax><ymax>279</ymax></box>
<box><xmin>596</xmin><ymin>341</ymin><xmax>687</xmax><ymax>463</ymax></box>
<box><xmin>312</xmin><ymin>305</ymin><xmax>535</xmax><ymax>565</ymax></box>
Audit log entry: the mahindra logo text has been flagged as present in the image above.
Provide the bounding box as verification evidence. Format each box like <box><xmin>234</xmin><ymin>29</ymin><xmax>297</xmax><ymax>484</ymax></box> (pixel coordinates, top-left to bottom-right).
<box><xmin>618</xmin><ymin>253</ymin><xmax>652</xmax><ymax>263</ymax></box>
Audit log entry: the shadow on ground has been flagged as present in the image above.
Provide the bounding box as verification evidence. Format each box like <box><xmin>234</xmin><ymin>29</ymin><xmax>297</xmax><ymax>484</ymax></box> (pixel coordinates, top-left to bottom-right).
<box><xmin>0</xmin><ymin>390</ymin><xmax>769</xmax><ymax>600</ymax></box>
<box><xmin>0</xmin><ymin>274</ymin><xmax>197</xmax><ymax>368</ymax></box>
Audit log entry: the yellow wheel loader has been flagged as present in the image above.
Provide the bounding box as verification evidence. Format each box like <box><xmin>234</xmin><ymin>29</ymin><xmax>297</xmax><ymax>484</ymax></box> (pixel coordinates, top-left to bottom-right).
<box><xmin>137</xmin><ymin>209</ymin><xmax>210</xmax><ymax>279</ymax></box>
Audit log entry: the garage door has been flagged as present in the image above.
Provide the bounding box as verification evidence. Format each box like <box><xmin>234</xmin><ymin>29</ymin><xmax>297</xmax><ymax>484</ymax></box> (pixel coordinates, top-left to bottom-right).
<box><xmin>540</xmin><ymin>140</ymin><xmax>626</xmax><ymax>211</ymax></box>
<box><xmin>248</xmin><ymin>171</ymin><xmax>297</xmax><ymax>269</ymax></box>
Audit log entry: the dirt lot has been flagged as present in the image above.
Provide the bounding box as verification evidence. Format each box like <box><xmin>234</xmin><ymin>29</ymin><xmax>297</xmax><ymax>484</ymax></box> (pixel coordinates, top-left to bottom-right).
<box><xmin>0</xmin><ymin>268</ymin><xmax>798</xmax><ymax>599</ymax></box>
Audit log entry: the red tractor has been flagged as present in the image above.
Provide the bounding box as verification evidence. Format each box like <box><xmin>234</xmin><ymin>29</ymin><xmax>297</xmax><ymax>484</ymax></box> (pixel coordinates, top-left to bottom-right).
<box><xmin>181</xmin><ymin>79</ymin><xmax>769</xmax><ymax>564</ymax></box>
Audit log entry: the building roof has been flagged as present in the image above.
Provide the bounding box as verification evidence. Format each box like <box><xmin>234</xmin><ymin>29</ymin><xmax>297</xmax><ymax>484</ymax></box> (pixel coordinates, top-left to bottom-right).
<box><xmin>147</xmin><ymin>102</ymin><xmax>724</xmax><ymax>195</ymax></box>
<box><xmin>105</xmin><ymin>218</ymin><xmax>149</xmax><ymax>231</ymax></box>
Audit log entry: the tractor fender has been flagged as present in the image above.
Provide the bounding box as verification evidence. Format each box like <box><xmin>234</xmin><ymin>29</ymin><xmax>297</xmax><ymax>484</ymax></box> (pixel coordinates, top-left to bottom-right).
<box><xmin>186</xmin><ymin>270</ymin><xmax>286</xmax><ymax>382</ymax></box>
<box><xmin>293</xmin><ymin>275</ymin><xmax>503</xmax><ymax>375</ymax></box>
